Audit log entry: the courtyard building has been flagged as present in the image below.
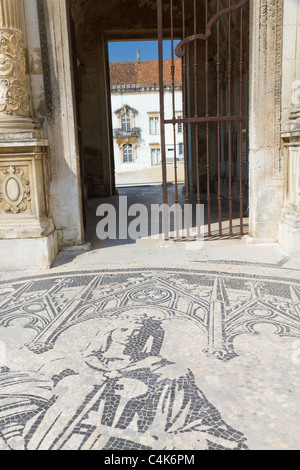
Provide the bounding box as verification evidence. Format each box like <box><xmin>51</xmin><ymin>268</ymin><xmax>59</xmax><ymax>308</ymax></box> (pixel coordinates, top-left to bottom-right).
<box><xmin>110</xmin><ymin>58</ymin><xmax>185</xmax><ymax>187</ymax></box>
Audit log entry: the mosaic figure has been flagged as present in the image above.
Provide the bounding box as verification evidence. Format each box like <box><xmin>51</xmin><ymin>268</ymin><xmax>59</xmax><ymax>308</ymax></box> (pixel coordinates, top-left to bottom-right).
<box><xmin>0</xmin><ymin>312</ymin><xmax>248</xmax><ymax>450</ymax></box>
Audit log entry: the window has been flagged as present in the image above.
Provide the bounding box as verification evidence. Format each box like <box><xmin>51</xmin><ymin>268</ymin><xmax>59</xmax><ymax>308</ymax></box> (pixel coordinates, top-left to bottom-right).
<box><xmin>151</xmin><ymin>148</ymin><xmax>161</xmax><ymax>166</ymax></box>
<box><xmin>121</xmin><ymin>113</ymin><xmax>131</xmax><ymax>131</ymax></box>
<box><xmin>123</xmin><ymin>144</ymin><xmax>133</xmax><ymax>163</ymax></box>
<box><xmin>178</xmin><ymin>116</ymin><xmax>183</xmax><ymax>133</ymax></box>
<box><xmin>150</xmin><ymin>117</ymin><xmax>159</xmax><ymax>135</ymax></box>
<box><xmin>179</xmin><ymin>142</ymin><xmax>184</xmax><ymax>157</ymax></box>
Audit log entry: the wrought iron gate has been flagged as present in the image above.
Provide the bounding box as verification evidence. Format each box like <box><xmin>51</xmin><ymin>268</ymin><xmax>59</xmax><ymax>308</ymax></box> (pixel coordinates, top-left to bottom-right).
<box><xmin>157</xmin><ymin>0</ymin><xmax>249</xmax><ymax>240</ymax></box>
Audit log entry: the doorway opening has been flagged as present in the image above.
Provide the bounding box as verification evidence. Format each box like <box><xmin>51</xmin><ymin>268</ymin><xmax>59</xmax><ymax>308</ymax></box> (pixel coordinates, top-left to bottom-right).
<box><xmin>109</xmin><ymin>39</ymin><xmax>183</xmax><ymax>190</ymax></box>
<box><xmin>70</xmin><ymin>0</ymin><xmax>250</xmax><ymax>247</ymax></box>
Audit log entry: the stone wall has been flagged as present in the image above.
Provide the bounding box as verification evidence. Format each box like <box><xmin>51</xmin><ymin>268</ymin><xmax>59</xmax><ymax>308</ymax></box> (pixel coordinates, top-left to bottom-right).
<box><xmin>36</xmin><ymin>0</ymin><xmax>84</xmax><ymax>248</ymax></box>
<box><xmin>248</xmin><ymin>0</ymin><xmax>285</xmax><ymax>242</ymax></box>
<box><xmin>278</xmin><ymin>0</ymin><xmax>300</xmax><ymax>256</ymax></box>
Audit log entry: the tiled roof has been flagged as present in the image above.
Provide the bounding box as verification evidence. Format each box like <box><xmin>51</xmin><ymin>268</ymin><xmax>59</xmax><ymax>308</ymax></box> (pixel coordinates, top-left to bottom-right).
<box><xmin>110</xmin><ymin>59</ymin><xmax>182</xmax><ymax>88</ymax></box>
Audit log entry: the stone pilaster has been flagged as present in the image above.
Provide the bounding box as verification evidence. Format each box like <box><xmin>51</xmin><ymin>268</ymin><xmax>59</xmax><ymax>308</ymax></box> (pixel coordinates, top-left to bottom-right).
<box><xmin>279</xmin><ymin>126</ymin><xmax>300</xmax><ymax>256</ymax></box>
<box><xmin>247</xmin><ymin>0</ymin><xmax>284</xmax><ymax>243</ymax></box>
<box><xmin>279</xmin><ymin>122</ymin><xmax>300</xmax><ymax>257</ymax></box>
<box><xmin>0</xmin><ymin>0</ymin><xmax>57</xmax><ymax>270</ymax></box>
<box><xmin>278</xmin><ymin>0</ymin><xmax>300</xmax><ymax>256</ymax></box>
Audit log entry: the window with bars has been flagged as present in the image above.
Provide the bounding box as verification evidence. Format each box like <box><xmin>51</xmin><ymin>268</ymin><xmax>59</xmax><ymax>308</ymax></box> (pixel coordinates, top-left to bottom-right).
<box><xmin>177</xmin><ymin>116</ymin><xmax>183</xmax><ymax>133</ymax></box>
<box><xmin>121</xmin><ymin>113</ymin><xmax>131</xmax><ymax>131</ymax></box>
<box><xmin>123</xmin><ymin>144</ymin><xmax>133</xmax><ymax>163</ymax></box>
<box><xmin>150</xmin><ymin>117</ymin><xmax>159</xmax><ymax>135</ymax></box>
<box><xmin>179</xmin><ymin>142</ymin><xmax>184</xmax><ymax>157</ymax></box>
<box><xmin>151</xmin><ymin>148</ymin><xmax>161</xmax><ymax>166</ymax></box>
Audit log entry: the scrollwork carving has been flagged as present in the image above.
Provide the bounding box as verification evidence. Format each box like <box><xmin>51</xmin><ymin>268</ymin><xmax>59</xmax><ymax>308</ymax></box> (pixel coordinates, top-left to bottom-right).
<box><xmin>0</xmin><ymin>30</ymin><xmax>30</xmax><ymax>117</ymax></box>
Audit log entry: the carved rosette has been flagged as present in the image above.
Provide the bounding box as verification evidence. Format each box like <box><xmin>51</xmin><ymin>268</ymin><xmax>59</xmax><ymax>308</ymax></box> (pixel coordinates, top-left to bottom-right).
<box><xmin>0</xmin><ymin>165</ymin><xmax>31</xmax><ymax>214</ymax></box>
<box><xmin>0</xmin><ymin>29</ymin><xmax>30</xmax><ymax>118</ymax></box>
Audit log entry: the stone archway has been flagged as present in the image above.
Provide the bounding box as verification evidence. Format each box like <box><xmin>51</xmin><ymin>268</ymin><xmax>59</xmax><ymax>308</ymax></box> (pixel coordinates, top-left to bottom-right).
<box><xmin>38</xmin><ymin>0</ymin><xmax>285</xmax><ymax>248</ymax></box>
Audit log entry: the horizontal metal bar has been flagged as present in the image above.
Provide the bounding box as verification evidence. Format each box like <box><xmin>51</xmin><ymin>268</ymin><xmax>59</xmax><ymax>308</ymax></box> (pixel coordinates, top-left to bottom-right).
<box><xmin>164</xmin><ymin>115</ymin><xmax>249</xmax><ymax>125</ymax></box>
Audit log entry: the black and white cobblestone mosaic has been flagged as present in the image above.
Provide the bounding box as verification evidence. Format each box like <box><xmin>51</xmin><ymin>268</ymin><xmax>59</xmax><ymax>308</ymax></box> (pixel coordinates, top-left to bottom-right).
<box><xmin>0</xmin><ymin>267</ymin><xmax>299</xmax><ymax>450</ymax></box>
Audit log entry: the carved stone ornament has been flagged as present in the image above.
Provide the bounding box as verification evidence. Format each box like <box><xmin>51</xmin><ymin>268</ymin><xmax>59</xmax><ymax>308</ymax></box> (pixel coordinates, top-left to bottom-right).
<box><xmin>0</xmin><ymin>165</ymin><xmax>31</xmax><ymax>214</ymax></box>
<box><xmin>289</xmin><ymin>81</ymin><xmax>300</xmax><ymax>121</ymax></box>
<box><xmin>0</xmin><ymin>30</ymin><xmax>30</xmax><ymax>117</ymax></box>
<box><xmin>115</xmin><ymin>104</ymin><xmax>138</xmax><ymax>119</ymax></box>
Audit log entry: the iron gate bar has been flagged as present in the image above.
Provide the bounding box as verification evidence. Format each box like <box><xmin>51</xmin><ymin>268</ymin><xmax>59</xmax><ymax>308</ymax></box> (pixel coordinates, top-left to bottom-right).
<box><xmin>217</xmin><ymin>0</ymin><xmax>222</xmax><ymax>236</ymax></box>
<box><xmin>182</xmin><ymin>0</ymin><xmax>193</xmax><ymax>239</ymax></box>
<box><xmin>239</xmin><ymin>5</ymin><xmax>244</xmax><ymax>235</ymax></box>
<box><xmin>171</xmin><ymin>0</ymin><xmax>181</xmax><ymax>239</ymax></box>
<box><xmin>170</xmin><ymin>0</ymin><xmax>179</xmax><ymax>205</ymax></box>
<box><xmin>157</xmin><ymin>0</ymin><xmax>169</xmax><ymax>240</ymax></box>
<box><xmin>164</xmin><ymin>115</ymin><xmax>249</xmax><ymax>124</ymax></box>
<box><xmin>194</xmin><ymin>0</ymin><xmax>201</xmax><ymax>217</ymax></box>
<box><xmin>228</xmin><ymin>0</ymin><xmax>233</xmax><ymax>236</ymax></box>
<box><xmin>182</xmin><ymin>0</ymin><xmax>189</xmax><ymax>209</ymax></box>
<box><xmin>205</xmin><ymin>0</ymin><xmax>212</xmax><ymax>237</ymax></box>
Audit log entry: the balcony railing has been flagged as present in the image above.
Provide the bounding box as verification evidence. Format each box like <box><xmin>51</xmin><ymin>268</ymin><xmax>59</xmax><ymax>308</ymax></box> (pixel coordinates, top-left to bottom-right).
<box><xmin>114</xmin><ymin>128</ymin><xmax>141</xmax><ymax>139</ymax></box>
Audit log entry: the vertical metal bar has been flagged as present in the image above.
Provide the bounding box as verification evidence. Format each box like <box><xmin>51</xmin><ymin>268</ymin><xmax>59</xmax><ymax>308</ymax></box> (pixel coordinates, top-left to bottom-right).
<box><xmin>217</xmin><ymin>0</ymin><xmax>222</xmax><ymax>237</ymax></box>
<box><xmin>182</xmin><ymin>0</ymin><xmax>190</xmax><ymax>238</ymax></box>
<box><xmin>205</xmin><ymin>0</ymin><xmax>211</xmax><ymax>237</ymax></box>
<box><xmin>194</xmin><ymin>0</ymin><xmax>200</xmax><ymax>208</ymax></box>
<box><xmin>171</xmin><ymin>0</ymin><xmax>180</xmax><ymax>239</ymax></box>
<box><xmin>157</xmin><ymin>0</ymin><xmax>169</xmax><ymax>239</ymax></box>
<box><xmin>194</xmin><ymin>0</ymin><xmax>201</xmax><ymax>238</ymax></box>
<box><xmin>170</xmin><ymin>2</ymin><xmax>177</xmax><ymax>190</ymax></box>
<box><xmin>239</xmin><ymin>5</ymin><xmax>244</xmax><ymax>235</ymax></box>
<box><xmin>228</xmin><ymin>0</ymin><xmax>233</xmax><ymax>236</ymax></box>
<box><xmin>182</xmin><ymin>0</ymin><xmax>189</xmax><ymax>203</ymax></box>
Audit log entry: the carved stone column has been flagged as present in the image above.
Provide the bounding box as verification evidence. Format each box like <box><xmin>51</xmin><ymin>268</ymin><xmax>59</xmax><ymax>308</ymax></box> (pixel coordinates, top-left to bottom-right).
<box><xmin>0</xmin><ymin>0</ymin><xmax>57</xmax><ymax>269</ymax></box>
<box><xmin>0</xmin><ymin>0</ymin><xmax>35</xmax><ymax>132</ymax></box>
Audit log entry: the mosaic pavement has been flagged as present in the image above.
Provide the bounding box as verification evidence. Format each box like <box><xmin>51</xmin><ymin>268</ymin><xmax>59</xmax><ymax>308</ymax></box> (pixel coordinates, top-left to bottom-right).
<box><xmin>0</xmin><ymin>266</ymin><xmax>299</xmax><ymax>450</ymax></box>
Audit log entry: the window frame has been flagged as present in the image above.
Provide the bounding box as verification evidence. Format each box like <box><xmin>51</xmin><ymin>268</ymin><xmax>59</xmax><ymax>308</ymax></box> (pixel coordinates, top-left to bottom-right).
<box><xmin>149</xmin><ymin>116</ymin><xmax>160</xmax><ymax>135</ymax></box>
<box><xmin>179</xmin><ymin>142</ymin><xmax>184</xmax><ymax>157</ymax></box>
<box><xmin>121</xmin><ymin>112</ymin><xmax>132</xmax><ymax>132</ymax></box>
<box><xmin>151</xmin><ymin>147</ymin><xmax>161</xmax><ymax>166</ymax></box>
<box><xmin>177</xmin><ymin>116</ymin><xmax>183</xmax><ymax>134</ymax></box>
<box><xmin>123</xmin><ymin>143</ymin><xmax>133</xmax><ymax>163</ymax></box>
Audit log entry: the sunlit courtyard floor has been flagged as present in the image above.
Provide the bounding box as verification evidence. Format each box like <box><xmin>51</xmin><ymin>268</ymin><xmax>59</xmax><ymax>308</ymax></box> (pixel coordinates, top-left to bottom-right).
<box><xmin>0</xmin><ymin>188</ymin><xmax>299</xmax><ymax>450</ymax></box>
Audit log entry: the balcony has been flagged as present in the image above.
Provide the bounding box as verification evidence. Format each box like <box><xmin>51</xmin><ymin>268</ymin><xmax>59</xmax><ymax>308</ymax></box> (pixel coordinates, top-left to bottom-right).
<box><xmin>114</xmin><ymin>128</ymin><xmax>141</xmax><ymax>139</ymax></box>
